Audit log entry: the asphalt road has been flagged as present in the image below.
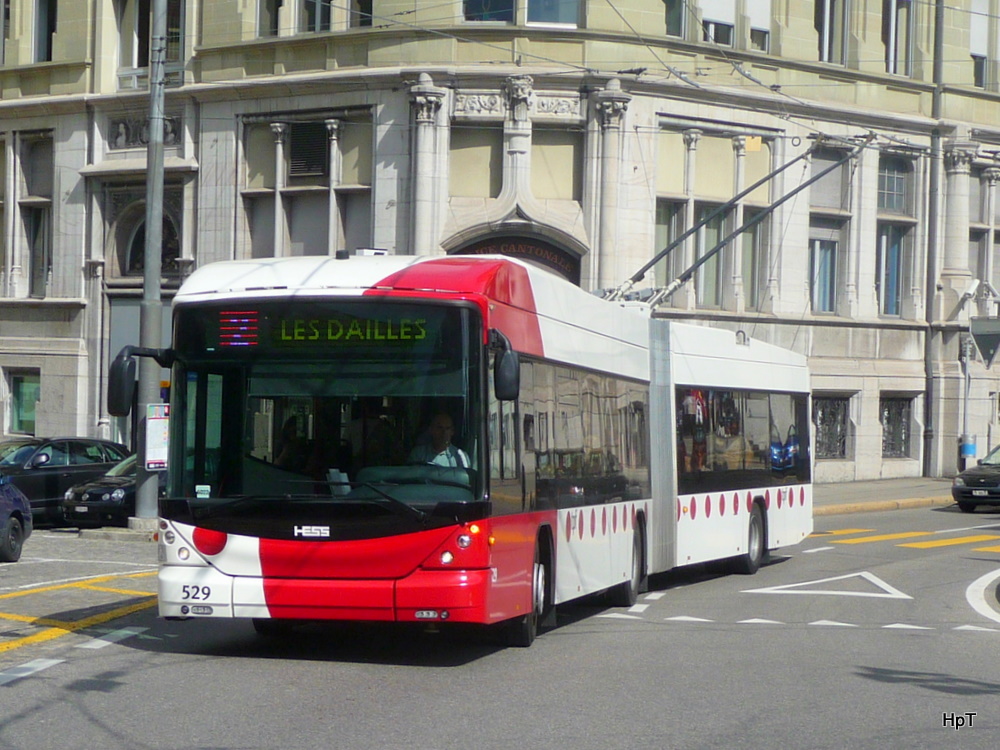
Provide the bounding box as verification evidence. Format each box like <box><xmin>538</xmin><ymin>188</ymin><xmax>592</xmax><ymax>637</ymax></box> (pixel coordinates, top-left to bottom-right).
<box><xmin>3</xmin><ymin>507</ymin><xmax>1000</xmax><ymax>749</ymax></box>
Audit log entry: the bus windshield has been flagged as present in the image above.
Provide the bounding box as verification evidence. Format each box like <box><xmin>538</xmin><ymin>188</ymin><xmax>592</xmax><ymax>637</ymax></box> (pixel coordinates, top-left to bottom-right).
<box><xmin>162</xmin><ymin>299</ymin><xmax>485</xmax><ymax>539</ymax></box>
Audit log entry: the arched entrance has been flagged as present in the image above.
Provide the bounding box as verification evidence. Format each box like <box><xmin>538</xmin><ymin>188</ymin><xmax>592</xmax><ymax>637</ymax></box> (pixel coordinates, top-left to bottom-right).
<box><xmin>451</xmin><ymin>235</ymin><xmax>580</xmax><ymax>285</ymax></box>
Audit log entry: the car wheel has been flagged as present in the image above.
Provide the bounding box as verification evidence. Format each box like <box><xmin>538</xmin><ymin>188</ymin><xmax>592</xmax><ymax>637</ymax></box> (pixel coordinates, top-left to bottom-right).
<box><xmin>0</xmin><ymin>517</ymin><xmax>24</xmax><ymax>563</ymax></box>
<box><xmin>958</xmin><ymin>500</ymin><xmax>977</xmax><ymax>513</ymax></box>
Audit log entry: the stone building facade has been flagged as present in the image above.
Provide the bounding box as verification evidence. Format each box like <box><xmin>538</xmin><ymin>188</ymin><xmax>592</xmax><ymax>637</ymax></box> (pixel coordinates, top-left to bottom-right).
<box><xmin>2</xmin><ymin>0</ymin><xmax>1000</xmax><ymax>481</ymax></box>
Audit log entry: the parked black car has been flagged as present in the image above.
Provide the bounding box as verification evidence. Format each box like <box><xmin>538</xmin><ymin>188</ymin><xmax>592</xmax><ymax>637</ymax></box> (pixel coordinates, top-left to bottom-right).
<box><xmin>62</xmin><ymin>454</ymin><xmax>163</xmax><ymax>528</ymax></box>
<box><xmin>952</xmin><ymin>443</ymin><xmax>1000</xmax><ymax>512</ymax></box>
<box><xmin>0</xmin><ymin>475</ymin><xmax>32</xmax><ymax>562</ymax></box>
<box><xmin>0</xmin><ymin>437</ymin><xmax>131</xmax><ymax>525</ymax></box>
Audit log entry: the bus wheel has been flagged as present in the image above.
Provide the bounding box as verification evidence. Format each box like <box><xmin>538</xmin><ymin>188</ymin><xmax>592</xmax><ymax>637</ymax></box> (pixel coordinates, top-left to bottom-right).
<box><xmin>733</xmin><ymin>503</ymin><xmax>766</xmax><ymax>575</ymax></box>
<box><xmin>503</xmin><ymin>542</ymin><xmax>548</xmax><ymax>647</ymax></box>
<box><xmin>608</xmin><ymin>522</ymin><xmax>644</xmax><ymax>607</ymax></box>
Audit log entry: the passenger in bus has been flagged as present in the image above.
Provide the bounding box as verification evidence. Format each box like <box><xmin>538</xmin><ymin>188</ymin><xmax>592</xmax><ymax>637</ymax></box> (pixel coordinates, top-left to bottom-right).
<box><xmin>275</xmin><ymin>416</ymin><xmax>308</xmax><ymax>472</ymax></box>
<box><xmin>408</xmin><ymin>412</ymin><xmax>470</xmax><ymax>468</ymax></box>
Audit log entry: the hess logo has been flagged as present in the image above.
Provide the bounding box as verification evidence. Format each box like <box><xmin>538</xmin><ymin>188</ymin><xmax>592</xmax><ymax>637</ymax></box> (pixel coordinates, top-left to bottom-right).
<box><xmin>293</xmin><ymin>525</ymin><xmax>330</xmax><ymax>538</ymax></box>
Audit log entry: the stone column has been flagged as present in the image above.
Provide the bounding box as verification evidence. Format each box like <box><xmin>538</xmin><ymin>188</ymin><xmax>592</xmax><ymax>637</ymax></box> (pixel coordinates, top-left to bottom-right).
<box><xmin>595</xmin><ymin>78</ymin><xmax>631</xmax><ymax>289</ymax></box>
<box><xmin>936</xmin><ymin>144</ymin><xmax>976</xmax><ymax>321</ymax></box>
<box><xmin>409</xmin><ymin>73</ymin><xmax>446</xmax><ymax>255</ymax></box>
<box><xmin>675</xmin><ymin>129</ymin><xmax>701</xmax><ymax>310</ymax></box>
<box><xmin>503</xmin><ymin>75</ymin><xmax>534</xmax><ymax>202</ymax></box>
<box><xmin>729</xmin><ymin>135</ymin><xmax>747</xmax><ymax>312</ymax></box>
<box><xmin>270</xmin><ymin>122</ymin><xmax>287</xmax><ymax>257</ymax></box>
<box><xmin>325</xmin><ymin>119</ymin><xmax>342</xmax><ymax>255</ymax></box>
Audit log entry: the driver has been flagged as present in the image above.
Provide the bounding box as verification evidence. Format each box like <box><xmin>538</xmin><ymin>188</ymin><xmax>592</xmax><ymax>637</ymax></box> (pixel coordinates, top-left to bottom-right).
<box><xmin>408</xmin><ymin>412</ymin><xmax>470</xmax><ymax>468</ymax></box>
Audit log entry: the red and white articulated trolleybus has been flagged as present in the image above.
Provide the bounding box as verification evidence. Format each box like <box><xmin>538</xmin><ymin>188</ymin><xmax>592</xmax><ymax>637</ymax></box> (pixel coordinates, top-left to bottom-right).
<box><xmin>108</xmin><ymin>254</ymin><xmax>812</xmax><ymax>646</ymax></box>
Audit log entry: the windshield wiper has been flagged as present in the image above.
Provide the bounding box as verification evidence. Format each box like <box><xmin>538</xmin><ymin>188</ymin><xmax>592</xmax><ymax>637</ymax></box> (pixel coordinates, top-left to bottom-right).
<box><xmin>353</xmin><ymin>482</ymin><xmax>428</xmax><ymax>523</ymax></box>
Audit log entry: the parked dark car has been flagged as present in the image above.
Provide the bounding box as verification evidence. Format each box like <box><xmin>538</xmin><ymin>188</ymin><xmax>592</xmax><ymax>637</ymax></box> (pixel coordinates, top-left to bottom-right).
<box><xmin>0</xmin><ymin>437</ymin><xmax>131</xmax><ymax>525</ymax></box>
<box><xmin>62</xmin><ymin>454</ymin><xmax>163</xmax><ymax>528</ymax></box>
<box><xmin>0</xmin><ymin>475</ymin><xmax>32</xmax><ymax>562</ymax></box>
<box><xmin>952</xmin><ymin>443</ymin><xmax>1000</xmax><ymax>512</ymax></box>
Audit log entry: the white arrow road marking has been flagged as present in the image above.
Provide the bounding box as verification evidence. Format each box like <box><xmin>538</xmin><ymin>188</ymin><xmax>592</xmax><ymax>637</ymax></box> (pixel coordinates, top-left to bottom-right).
<box><xmin>965</xmin><ymin>567</ymin><xmax>1000</xmax><ymax>625</ymax></box>
<box><xmin>742</xmin><ymin>571</ymin><xmax>912</xmax><ymax>599</ymax></box>
<box><xmin>809</xmin><ymin>620</ymin><xmax>858</xmax><ymax>627</ymax></box>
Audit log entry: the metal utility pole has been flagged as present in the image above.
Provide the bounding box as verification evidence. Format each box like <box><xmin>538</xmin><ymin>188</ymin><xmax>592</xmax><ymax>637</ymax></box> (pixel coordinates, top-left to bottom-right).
<box><xmin>132</xmin><ymin>0</ymin><xmax>168</xmax><ymax>527</ymax></box>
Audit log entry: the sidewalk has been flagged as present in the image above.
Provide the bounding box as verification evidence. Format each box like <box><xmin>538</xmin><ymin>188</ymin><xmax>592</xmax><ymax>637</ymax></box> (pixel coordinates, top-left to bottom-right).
<box><xmin>813</xmin><ymin>476</ymin><xmax>955</xmax><ymax>517</ymax></box>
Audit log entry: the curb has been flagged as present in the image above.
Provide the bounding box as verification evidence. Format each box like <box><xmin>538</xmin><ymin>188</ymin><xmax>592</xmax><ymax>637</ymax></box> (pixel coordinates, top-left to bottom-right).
<box><xmin>814</xmin><ymin>496</ymin><xmax>954</xmax><ymax>517</ymax></box>
<box><xmin>78</xmin><ymin>528</ymin><xmax>157</xmax><ymax>543</ymax></box>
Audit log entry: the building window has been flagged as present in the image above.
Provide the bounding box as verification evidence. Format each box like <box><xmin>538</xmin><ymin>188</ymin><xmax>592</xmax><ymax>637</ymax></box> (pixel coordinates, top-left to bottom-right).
<box><xmin>664</xmin><ymin>0</ymin><xmax>684</xmax><ymax>37</ymax></box>
<box><xmin>259</xmin><ymin>0</ymin><xmax>282</xmax><ymax>37</ymax></box>
<box><xmin>527</xmin><ymin>0</ymin><xmax>578</xmax><ymax>25</ymax></box>
<box><xmin>654</xmin><ymin>199</ymin><xmax>685</xmax><ymax>288</ymax></box>
<box><xmin>349</xmin><ymin>0</ymin><xmax>372</xmax><ymax>27</ymax></box>
<box><xmin>813</xmin><ymin>396</ymin><xmax>850</xmax><ymax>459</ymax></box>
<box><xmin>811</xmin><ymin>148</ymin><xmax>851</xmax><ymax>209</ymax></box>
<box><xmin>9</xmin><ymin>372</ymin><xmax>40</xmax><ymax>435</ymax></box>
<box><xmin>880</xmin><ymin>396</ymin><xmax>912</xmax><ymax>458</ymax></box>
<box><xmin>750</xmin><ymin>28</ymin><xmax>769</xmax><ymax>52</ymax></box>
<box><xmin>2</xmin><ymin>0</ymin><xmax>11</xmax><ymax>64</ymax></box>
<box><xmin>695</xmin><ymin>203</ymin><xmax>727</xmax><ymax>308</ymax></box>
<box><xmin>878</xmin><ymin>156</ymin><xmax>911</xmax><ymax>214</ymax></box>
<box><xmin>883</xmin><ymin>0</ymin><xmax>913</xmax><ymax>76</ymax></box>
<box><xmin>289</xmin><ymin>122</ymin><xmax>328</xmax><ymax>177</ymax></box>
<box><xmin>742</xmin><ymin>209</ymin><xmax>767</xmax><ymax>310</ymax></box>
<box><xmin>464</xmin><ymin>0</ymin><xmax>514</xmax><ymax>22</ymax></box>
<box><xmin>117</xmin><ymin>0</ymin><xmax>183</xmax><ymax>88</ymax></box>
<box><xmin>24</xmin><ymin>207</ymin><xmax>51</xmax><ymax>298</ymax></box>
<box><xmin>810</xmin><ymin>239</ymin><xmax>838</xmax><ymax>313</ymax></box>
<box><xmin>702</xmin><ymin>21</ymin><xmax>733</xmax><ymax>46</ymax></box>
<box><xmin>816</xmin><ymin>0</ymin><xmax>848</xmax><ymax>64</ymax></box>
<box><xmin>302</xmin><ymin>0</ymin><xmax>331</xmax><ymax>32</ymax></box>
<box><xmin>809</xmin><ymin>217</ymin><xmax>845</xmax><ymax>314</ymax></box>
<box><xmin>876</xmin><ymin>224</ymin><xmax>906</xmax><ymax>316</ymax></box>
<box><xmin>972</xmin><ymin>0</ymin><xmax>988</xmax><ymax>87</ymax></box>
<box><xmin>125</xmin><ymin>217</ymin><xmax>181</xmax><ymax>276</ymax></box>
<box><xmin>35</xmin><ymin>0</ymin><xmax>57</xmax><ymax>62</ymax></box>
<box><xmin>973</xmin><ymin>55</ymin><xmax>987</xmax><ymax>89</ymax></box>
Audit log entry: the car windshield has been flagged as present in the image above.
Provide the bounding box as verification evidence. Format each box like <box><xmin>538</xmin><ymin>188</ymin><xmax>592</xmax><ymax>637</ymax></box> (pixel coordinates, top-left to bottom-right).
<box><xmin>981</xmin><ymin>445</ymin><xmax>1000</xmax><ymax>466</ymax></box>
<box><xmin>106</xmin><ymin>454</ymin><xmax>137</xmax><ymax>477</ymax></box>
<box><xmin>0</xmin><ymin>442</ymin><xmax>38</xmax><ymax>466</ymax></box>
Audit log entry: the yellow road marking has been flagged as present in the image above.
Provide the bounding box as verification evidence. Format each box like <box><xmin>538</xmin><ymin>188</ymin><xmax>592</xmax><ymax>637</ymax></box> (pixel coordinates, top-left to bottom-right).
<box><xmin>0</xmin><ymin>598</ymin><xmax>157</xmax><ymax>654</ymax></box>
<box><xmin>974</xmin><ymin>545</ymin><xmax>1000</xmax><ymax>552</ymax></box>
<box><xmin>809</xmin><ymin>529</ymin><xmax>875</xmax><ymax>537</ymax></box>
<box><xmin>0</xmin><ymin>570</ymin><xmax>156</xmax><ymax>602</ymax></box>
<box><xmin>898</xmin><ymin>534</ymin><xmax>1000</xmax><ymax>549</ymax></box>
<box><xmin>81</xmin><ymin>585</ymin><xmax>155</xmax><ymax>597</ymax></box>
<box><xmin>0</xmin><ymin>571</ymin><xmax>158</xmax><ymax>655</ymax></box>
<box><xmin>830</xmin><ymin>532</ymin><xmax>934</xmax><ymax>544</ymax></box>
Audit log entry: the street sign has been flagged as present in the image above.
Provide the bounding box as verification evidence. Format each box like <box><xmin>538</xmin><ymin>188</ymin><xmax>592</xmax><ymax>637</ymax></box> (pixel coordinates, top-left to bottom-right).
<box><xmin>971</xmin><ymin>317</ymin><xmax>1000</xmax><ymax>368</ymax></box>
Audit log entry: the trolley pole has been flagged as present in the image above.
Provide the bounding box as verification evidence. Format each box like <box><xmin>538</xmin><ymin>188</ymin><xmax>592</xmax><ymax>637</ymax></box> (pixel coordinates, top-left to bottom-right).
<box><xmin>132</xmin><ymin>0</ymin><xmax>168</xmax><ymax>527</ymax></box>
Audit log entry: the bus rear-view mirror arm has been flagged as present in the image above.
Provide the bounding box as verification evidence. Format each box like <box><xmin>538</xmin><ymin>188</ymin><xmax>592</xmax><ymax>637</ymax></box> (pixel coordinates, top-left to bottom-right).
<box><xmin>107</xmin><ymin>345</ymin><xmax>176</xmax><ymax>417</ymax></box>
<box><xmin>489</xmin><ymin>329</ymin><xmax>520</xmax><ymax>401</ymax></box>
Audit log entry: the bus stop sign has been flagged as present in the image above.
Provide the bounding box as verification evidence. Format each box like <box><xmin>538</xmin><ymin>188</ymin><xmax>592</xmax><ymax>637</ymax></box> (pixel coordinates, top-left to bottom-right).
<box><xmin>971</xmin><ymin>317</ymin><xmax>1000</xmax><ymax>368</ymax></box>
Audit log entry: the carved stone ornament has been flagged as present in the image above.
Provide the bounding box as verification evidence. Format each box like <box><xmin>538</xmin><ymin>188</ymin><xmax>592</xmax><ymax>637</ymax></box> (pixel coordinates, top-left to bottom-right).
<box><xmin>454</xmin><ymin>93</ymin><xmax>504</xmax><ymax>117</ymax></box>
<box><xmin>108</xmin><ymin>115</ymin><xmax>181</xmax><ymax>150</ymax></box>
<box><xmin>534</xmin><ymin>95</ymin><xmax>582</xmax><ymax>119</ymax></box>
<box><xmin>504</xmin><ymin>75</ymin><xmax>535</xmax><ymax>122</ymax></box>
<box><xmin>410</xmin><ymin>72</ymin><xmax>447</xmax><ymax>124</ymax></box>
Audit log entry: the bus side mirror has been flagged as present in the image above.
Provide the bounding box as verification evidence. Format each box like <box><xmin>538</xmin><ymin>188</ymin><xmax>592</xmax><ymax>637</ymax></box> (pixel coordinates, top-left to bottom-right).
<box><xmin>107</xmin><ymin>353</ymin><xmax>137</xmax><ymax>417</ymax></box>
<box><xmin>494</xmin><ymin>349</ymin><xmax>520</xmax><ymax>401</ymax></box>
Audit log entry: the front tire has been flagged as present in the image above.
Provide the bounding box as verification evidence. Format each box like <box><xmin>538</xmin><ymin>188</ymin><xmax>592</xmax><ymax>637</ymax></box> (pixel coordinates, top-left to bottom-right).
<box><xmin>0</xmin><ymin>517</ymin><xmax>24</xmax><ymax>563</ymax></box>
<box><xmin>957</xmin><ymin>500</ymin><xmax>977</xmax><ymax>513</ymax></box>
<box><xmin>502</xmin><ymin>540</ymin><xmax>549</xmax><ymax>647</ymax></box>
<box><xmin>733</xmin><ymin>503</ymin><xmax>765</xmax><ymax>575</ymax></box>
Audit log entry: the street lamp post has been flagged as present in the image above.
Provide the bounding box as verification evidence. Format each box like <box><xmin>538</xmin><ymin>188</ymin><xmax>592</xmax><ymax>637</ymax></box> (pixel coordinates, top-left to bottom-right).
<box><xmin>131</xmin><ymin>0</ymin><xmax>168</xmax><ymax>528</ymax></box>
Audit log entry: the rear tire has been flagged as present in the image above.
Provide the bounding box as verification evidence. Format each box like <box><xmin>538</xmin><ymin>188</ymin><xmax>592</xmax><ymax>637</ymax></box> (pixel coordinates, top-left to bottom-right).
<box><xmin>733</xmin><ymin>503</ymin><xmax>765</xmax><ymax>575</ymax></box>
<box><xmin>0</xmin><ymin>517</ymin><xmax>24</xmax><ymax>563</ymax></box>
